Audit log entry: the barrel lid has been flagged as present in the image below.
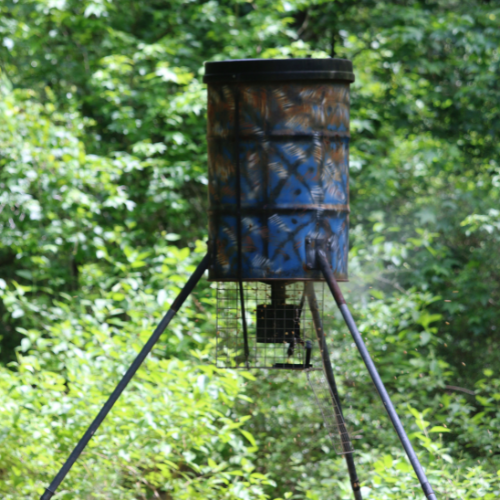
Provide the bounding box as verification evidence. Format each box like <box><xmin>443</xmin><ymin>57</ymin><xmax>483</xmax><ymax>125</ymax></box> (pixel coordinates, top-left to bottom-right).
<box><xmin>203</xmin><ymin>58</ymin><xmax>354</xmax><ymax>84</ymax></box>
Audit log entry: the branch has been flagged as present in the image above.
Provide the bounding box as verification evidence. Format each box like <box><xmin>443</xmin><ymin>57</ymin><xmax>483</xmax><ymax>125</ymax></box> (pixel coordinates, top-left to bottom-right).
<box><xmin>443</xmin><ymin>385</ymin><xmax>476</xmax><ymax>396</ymax></box>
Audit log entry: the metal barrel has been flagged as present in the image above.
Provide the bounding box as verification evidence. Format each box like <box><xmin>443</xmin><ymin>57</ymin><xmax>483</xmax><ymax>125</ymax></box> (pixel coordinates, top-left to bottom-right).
<box><xmin>204</xmin><ymin>58</ymin><xmax>355</xmax><ymax>281</ymax></box>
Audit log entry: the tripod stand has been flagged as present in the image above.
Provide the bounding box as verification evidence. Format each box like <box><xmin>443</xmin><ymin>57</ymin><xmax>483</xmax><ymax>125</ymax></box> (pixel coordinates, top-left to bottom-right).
<box><xmin>40</xmin><ymin>251</ymin><xmax>436</xmax><ymax>500</ymax></box>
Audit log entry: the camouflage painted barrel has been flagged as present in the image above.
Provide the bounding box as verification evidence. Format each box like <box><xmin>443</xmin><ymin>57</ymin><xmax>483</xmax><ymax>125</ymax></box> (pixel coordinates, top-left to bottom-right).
<box><xmin>204</xmin><ymin>59</ymin><xmax>354</xmax><ymax>281</ymax></box>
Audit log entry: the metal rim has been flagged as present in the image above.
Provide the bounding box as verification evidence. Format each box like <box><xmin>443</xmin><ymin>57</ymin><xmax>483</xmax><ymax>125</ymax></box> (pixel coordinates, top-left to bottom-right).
<box><xmin>203</xmin><ymin>58</ymin><xmax>355</xmax><ymax>83</ymax></box>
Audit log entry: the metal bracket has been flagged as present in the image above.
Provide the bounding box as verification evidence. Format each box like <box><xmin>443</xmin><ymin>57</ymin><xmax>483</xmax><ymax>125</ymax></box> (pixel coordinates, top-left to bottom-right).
<box><xmin>305</xmin><ymin>237</ymin><xmax>333</xmax><ymax>270</ymax></box>
<box><xmin>273</xmin><ymin>340</ymin><xmax>313</xmax><ymax>370</ymax></box>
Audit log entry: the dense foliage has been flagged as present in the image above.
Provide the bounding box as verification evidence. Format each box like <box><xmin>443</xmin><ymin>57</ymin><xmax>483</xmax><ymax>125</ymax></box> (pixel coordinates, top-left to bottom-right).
<box><xmin>1</xmin><ymin>0</ymin><xmax>499</xmax><ymax>498</ymax></box>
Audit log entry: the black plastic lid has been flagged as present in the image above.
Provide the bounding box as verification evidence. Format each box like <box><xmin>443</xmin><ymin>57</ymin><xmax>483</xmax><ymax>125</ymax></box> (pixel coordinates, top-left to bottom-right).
<box><xmin>203</xmin><ymin>58</ymin><xmax>355</xmax><ymax>84</ymax></box>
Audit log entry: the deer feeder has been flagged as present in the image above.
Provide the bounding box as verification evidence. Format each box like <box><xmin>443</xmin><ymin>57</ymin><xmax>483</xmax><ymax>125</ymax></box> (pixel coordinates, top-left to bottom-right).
<box><xmin>205</xmin><ymin>59</ymin><xmax>351</xmax><ymax>371</ymax></box>
<box><xmin>40</xmin><ymin>59</ymin><xmax>438</xmax><ymax>500</ymax></box>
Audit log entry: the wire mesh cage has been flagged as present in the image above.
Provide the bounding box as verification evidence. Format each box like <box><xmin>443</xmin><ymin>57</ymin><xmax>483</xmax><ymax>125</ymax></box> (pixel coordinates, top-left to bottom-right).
<box><xmin>215</xmin><ymin>281</ymin><xmax>325</xmax><ymax>370</ymax></box>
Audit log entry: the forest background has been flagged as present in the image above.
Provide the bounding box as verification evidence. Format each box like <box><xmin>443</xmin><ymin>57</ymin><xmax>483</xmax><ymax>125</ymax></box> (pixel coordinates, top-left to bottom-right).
<box><xmin>0</xmin><ymin>0</ymin><xmax>499</xmax><ymax>498</ymax></box>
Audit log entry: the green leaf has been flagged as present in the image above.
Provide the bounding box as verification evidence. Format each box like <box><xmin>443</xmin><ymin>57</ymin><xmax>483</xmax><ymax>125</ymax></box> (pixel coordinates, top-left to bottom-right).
<box><xmin>429</xmin><ymin>426</ymin><xmax>451</xmax><ymax>433</ymax></box>
<box><xmin>240</xmin><ymin>430</ymin><xmax>257</xmax><ymax>447</ymax></box>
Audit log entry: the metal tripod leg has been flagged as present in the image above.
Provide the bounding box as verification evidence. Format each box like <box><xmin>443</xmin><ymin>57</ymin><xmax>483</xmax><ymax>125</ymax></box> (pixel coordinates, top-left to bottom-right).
<box><xmin>40</xmin><ymin>254</ymin><xmax>210</xmax><ymax>500</ymax></box>
<box><xmin>317</xmin><ymin>250</ymin><xmax>437</xmax><ymax>500</ymax></box>
<box><xmin>305</xmin><ymin>282</ymin><xmax>363</xmax><ymax>500</ymax></box>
